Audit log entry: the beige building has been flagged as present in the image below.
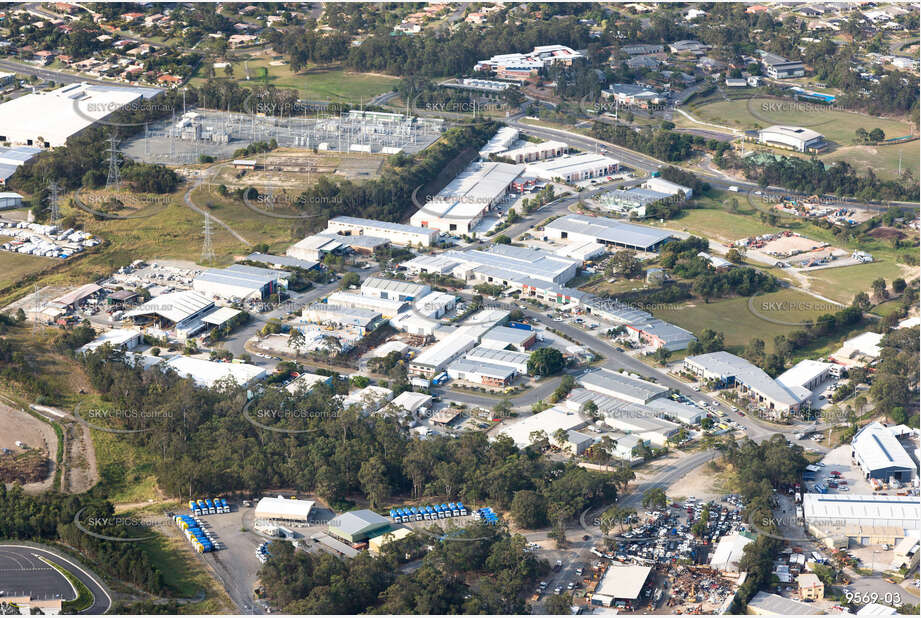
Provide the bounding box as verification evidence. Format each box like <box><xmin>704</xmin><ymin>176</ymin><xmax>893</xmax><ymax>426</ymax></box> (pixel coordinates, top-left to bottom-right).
<box><xmin>797</xmin><ymin>573</ymin><xmax>824</xmax><ymax>601</ymax></box>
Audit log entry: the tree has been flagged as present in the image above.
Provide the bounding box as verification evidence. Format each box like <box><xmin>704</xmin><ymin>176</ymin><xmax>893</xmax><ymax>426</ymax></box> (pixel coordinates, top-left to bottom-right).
<box><xmin>358</xmin><ymin>456</ymin><xmax>390</xmax><ymax>509</ymax></box>
<box><xmin>726</xmin><ymin>248</ymin><xmax>743</xmax><ymax>264</ymax></box>
<box><xmin>868</xmin><ymin>128</ymin><xmax>885</xmax><ymax>142</ymax></box>
<box><xmin>700</xmin><ymin>417</ymin><xmax>714</xmax><ymax>430</ymax></box>
<box><xmin>528</xmin><ymin>348</ymin><xmax>564</xmax><ymax>377</ymax></box>
<box><xmin>855</xmin><ymin>127</ymin><xmax>868</xmax><ymax>143</ymax></box>
<box><xmin>544</xmin><ymin>594</ymin><xmax>572</xmax><ymax>615</ymax></box>
<box><xmin>510</xmin><ymin>490</ymin><xmax>548</xmax><ymax>529</ymax></box>
<box><xmin>852</xmin><ymin>292</ymin><xmax>871</xmax><ymax>311</ymax></box>
<box><xmin>341</xmin><ymin>272</ymin><xmax>360</xmax><ymax>290</ymax></box>
<box><xmin>288</xmin><ymin>328</ymin><xmax>305</xmax><ymax>353</ymax></box>
<box><xmin>611</xmin><ymin>249</ymin><xmax>643</xmax><ymax>279</ymax></box>
<box><xmin>599</xmin><ymin>505</ymin><xmax>631</xmax><ymax>536</ymax></box>
<box><xmin>892</xmin><ymin>278</ymin><xmax>907</xmax><ymax>294</ymax></box>
<box><xmin>653</xmin><ymin>347</ymin><xmax>671</xmax><ymax>366</ymax></box>
<box><xmin>492</xmin><ymin>397</ymin><xmax>512</xmax><ymax>419</ymax></box>
<box><xmin>581</xmin><ymin>400</ymin><xmax>599</xmax><ymax>420</ymax></box>
<box><xmin>642</xmin><ymin>487</ymin><xmax>667</xmax><ymax>510</ymax></box>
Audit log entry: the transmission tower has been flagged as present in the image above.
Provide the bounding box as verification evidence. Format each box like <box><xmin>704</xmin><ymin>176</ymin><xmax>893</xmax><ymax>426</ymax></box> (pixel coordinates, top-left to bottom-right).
<box><xmin>105</xmin><ymin>134</ymin><xmax>121</xmax><ymax>190</ymax></box>
<box><xmin>47</xmin><ymin>181</ymin><xmax>60</xmax><ymax>227</ymax></box>
<box><xmin>201</xmin><ymin>213</ymin><xmax>215</xmax><ymax>264</ymax></box>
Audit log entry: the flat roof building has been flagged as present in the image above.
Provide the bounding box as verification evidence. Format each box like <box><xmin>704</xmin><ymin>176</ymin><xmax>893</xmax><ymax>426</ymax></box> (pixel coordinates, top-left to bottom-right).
<box><xmin>709</xmin><ymin>531</ymin><xmax>755</xmax><ymax>574</ymax></box>
<box><xmin>643</xmin><ymin>177</ymin><xmax>693</xmax><ymax>198</ymax></box>
<box><xmin>544</xmin><ymin>214</ymin><xmax>674</xmax><ymax>251</ymax></box>
<box><xmin>325</xmin><ymin>216</ymin><xmax>438</xmax><ymax>247</ymax></box>
<box><xmin>759</xmin><ymin>51</ymin><xmax>805</xmax><ymax>78</ymax></box>
<box><xmin>525</xmin><ymin>153</ymin><xmax>619</xmax><ymax>183</ymax></box>
<box><xmin>776</xmin><ymin>359</ymin><xmax>834</xmax><ymax>394</ymax></box>
<box><xmin>591</xmin><ymin>564</ymin><xmax>652</xmax><ymax>608</ymax></box>
<box><xmin>579</xmin><ymin>368</ymin><xmax>668</xmax><ymax>405</ymax></box>
<box><xmin>0</xmin><ymin>82</ymin><xmax>162</xmax><ymax>147</ymax></box>
<box><xmin>409</xmin><ymin>328</ymin><xmax>479</xmax><ymax>377</ymax></box>
<box><xmin>78</xmin><ymin>328</ymin><xmax>143</xmax><ymax>355</ymax></box>
<box><xmin>803</xmin><ymin>493</ymin><xmax>920</xmax><ymax>538</ymax></box>
<box><xmin>285</xmin><ymin>372</ymin><xmax>333</xmax><ymax>395</ymax></box>
<box><xmin>286</xmin><ymin>234</ymin><xmax>347</xmax><ymax>262</ymax></box>
<box><xmin>496</xmin><ymin>406</ymin><xmax>587</xmax><ymax>448</ymax></box>
<box><xmin>747</xmin><ymin>591</ymin><xmax>820</xmax><ymax>615</ymax></box>
<box><xmin>254</xmin><ymin>496</ymin><xmax>315</xmax><ymax>522</ymax></box>
<box><xmin>479</xmin><ymin>325</ymin><xmax>537</xmax><ymax>351</ymax></box>
<box><xmin>245</xmin><ymin>252</ymin><xmax>319</xmax><ymax>271</ymax></box>
<box><xmin>0</xmin><ymin>145</ymin><xmax>41</xmax><ymax>186</ymax></box>
<box><xmin>413</xmin><ymin>291</ymin><xmax>457</xmax><ymax>319</ymax></box>
<box><xmin>758</xmin><ymin>125</ymin><xmax>826</xmax><ymax>152</ymax></box>
<box><xmin>478</xmin><ymin>126</ymin><xmax>520</xmax><ymax>158</ymax></box>
<box><xmin>164</xmin><ymin>356</ymin><xmax>266</xmax><ymax>388</ymax></box>
<box><xmin>302</xmin><ymin>304</ymin><xmax>381</xmax><ymax>332</ymax></box>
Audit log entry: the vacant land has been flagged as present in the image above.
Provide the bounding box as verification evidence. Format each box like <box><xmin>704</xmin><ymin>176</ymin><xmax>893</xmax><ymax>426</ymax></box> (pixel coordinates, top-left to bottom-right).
<box><xmin>804</xmin><ymin>260</ymin><xmax>914</xmax><ymax>305</ymax></box>
<box><xmin>648</xmin><ymin>191</ymin><xmax>781</xmax><ymax>243</ymax></box>
<box><xmin>0</xmin><ymin>249</ymin><xmax>57</xmax><ymax>289</ymax></box>
<box><xmin>684</xmin><ymin>96</ymin><xmax>913</xmax><ymax>146</ymax></box>
<box><xmin>653</xmin><ymin>288</ymin><xmax>855</xmax><ymax>356</ymax></box>
<box><xmin>818</xmin><ymin>140</ymin><xmax>920</xmax><ymax>181</ymax></box>
<box><xmin>192</xmin><ymin>55</ymin><xmax>399</xmax><ymax>102</ymax></box>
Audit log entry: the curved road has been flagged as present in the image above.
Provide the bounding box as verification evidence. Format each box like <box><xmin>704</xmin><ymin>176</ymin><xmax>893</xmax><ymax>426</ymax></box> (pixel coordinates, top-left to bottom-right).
<box><xmin>0</xmin><ymin>543</ymin><xmax>112</xmax><ymax>615</ymax></box>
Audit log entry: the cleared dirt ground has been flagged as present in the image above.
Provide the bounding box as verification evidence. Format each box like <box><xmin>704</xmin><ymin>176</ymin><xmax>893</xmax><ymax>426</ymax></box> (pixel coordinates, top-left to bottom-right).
<box><xmin>0</xmin><ymin>401</ymin><xmax>57</xmax><ymax>493</ymax></box>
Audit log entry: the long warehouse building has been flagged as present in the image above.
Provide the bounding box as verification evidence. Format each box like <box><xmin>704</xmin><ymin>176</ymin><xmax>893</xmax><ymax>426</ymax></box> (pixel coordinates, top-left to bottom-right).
<box><xmin>0</xmin><ymin>82</ymin><xmax>162</xmax><ymax>147</ymax></box>
<box><xmin>325</xmin><ymin>216</ymin><xmax>439</xmax><ymax>247</ymax></box>
<box><xmin>544</xmin><ymin>214</ymin><xmax>675</xmax><ymax>252</ymax></box>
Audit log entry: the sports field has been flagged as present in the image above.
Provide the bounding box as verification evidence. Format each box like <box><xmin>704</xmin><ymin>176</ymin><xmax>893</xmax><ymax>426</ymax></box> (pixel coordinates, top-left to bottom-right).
<box><xmin>191</xmin><ymin>56</ymin><xmax>399</xmax><ymax>102</ymax></box>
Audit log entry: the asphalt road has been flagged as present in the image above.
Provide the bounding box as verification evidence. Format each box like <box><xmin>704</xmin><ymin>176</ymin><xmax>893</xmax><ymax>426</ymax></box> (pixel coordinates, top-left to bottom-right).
<box><xmin>0</xmin><ymin>58</ymin><xmax>113</xmax><ymax>87</ymax></box>
<box><xmin>0</xmin><ymin>543</ymin><xmax>112</xmax><ymax>614</ymax></box>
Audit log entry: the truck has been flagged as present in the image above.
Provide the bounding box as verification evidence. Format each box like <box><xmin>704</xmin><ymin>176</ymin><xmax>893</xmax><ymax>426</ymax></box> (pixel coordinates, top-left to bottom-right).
<box><xmin>728</xmin><ymin>185</ymin><xmax>740</xmax><ymax>192</ymax></box>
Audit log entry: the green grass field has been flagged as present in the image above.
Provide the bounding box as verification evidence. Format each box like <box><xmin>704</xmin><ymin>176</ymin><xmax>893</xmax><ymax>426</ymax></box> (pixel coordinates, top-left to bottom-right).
<box><xmin>0</xmin><ymin>242</ymin><xmax>57</xmax><ymax>289</ymax></box>
<box><xmin>191</xmin><ymin>56</ymin><xmax>399</xmax><ymax>102</ymax></box>
<box><xmin>653</xmin><ymin>288</ymin><xmax>864</xmax><ymax>358</ymax></box>
<box><xmin>684</xmin><ymin>96</ymin><xmax>913</xmax><ymax>146</ymax></box>
<box><xmin>647</xmin><ymin>192</ymin><xmax>780</xmax><ymax>243</ymax></box>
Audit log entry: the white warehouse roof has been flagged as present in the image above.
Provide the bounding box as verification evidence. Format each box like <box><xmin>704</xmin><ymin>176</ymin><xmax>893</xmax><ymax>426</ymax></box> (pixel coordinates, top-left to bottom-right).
<box><xmin>546</xmin><ymin>214</ymin><xmax>674</xmax><ymax>251</ymax></box>
<box><xmin>851</xmin><ymin>422</ymin><xmax>915</xmax><ymax>474</ymax></box>
<box><xmin>254</xmin><ymin>496</ymin><xmax>315</xmax><ymax>522</ymax></box>
<box><xmin>164</xmin><ymin>356</ymin><xmax>266</xmax><ymax>388</ymax></box>
<box><xmin>803</xmin><ymin>493</ymin><xmax>920</xmax><ymax>529</ymax></box>
<box><xmin>0</xmin><ymin>82</ymin><xmax>163</xmax><ymax>147</ymax></box>
<box><xmin>125</xmin><ymin>290</ymin><xmax>214</xmax><ymax>324</ymax></box>
<box><xmin>497</xmin><ymin>406</ymin><xmax>586</xmax><ymax>448</ymax></box>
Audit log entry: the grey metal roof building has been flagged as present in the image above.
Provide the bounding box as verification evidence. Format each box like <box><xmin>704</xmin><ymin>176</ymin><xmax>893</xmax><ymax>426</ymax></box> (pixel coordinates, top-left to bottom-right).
<box><xmin>245</xmin><ymin>252</ymin><xmax>319</xmax><ymax>271</ymax></box>
<box><xmin>684</xmin><ymin>351</ymin><xmax>810</xmax><ymax>414</ymax></box>
<box><xmin>851</xmin><ymin>422</ymin><xmax>915</xmax><ymax>482</ymax></box>
<box><xmin>465</xmin><ymin>346</ymin><xmax>530</xmax><ymax>373</ymax></box>
<box><xmin>326</xmin><ymin>216</ymin><xmax>438</xmax><ymax>247</ymax></box>
<box><xmin>544</xmin><ymin>214</ymin><xmax>674</xmax><ymax>251</ymax></box>
<box><xmin>445</xmin><ymin>245</ymin><xmax>580</xmax><ymax>285</ymax></box>
<box><xmin>125</xmin><ymin>290</ymin><xmax>214</xmax><ymax>332</ymax></box>
<box><xmin>579</xmin><ymin>368</ymin><xmax>668</xmax><ymax>405</ymax></box>
<box><xmin>447</xmin><ymin>357</ymin><xmax>517</xmax><ymax>384</ymax></box>
<box><xmin>327</xmin><ymin>509</ymin><xmax>392</xmax><ymax>544</ymax></box>
<box><xmin>646</xmin><ymin>398</ymin><xmax>706</xmax><ymax>425</ymax></box>
<box><xmin>193</xmin><ymin>264</ymin><xmax>288</xmax><ymax>301</ymax></box>
<box><xmin>625</xmin><ymin>318</ymin><xmax>697</xmax><ymax>352</ymax></box>
<box><xmin>303</xmin><ymin>304</ymin><xmax>381</xmax><ymax>330</ymax></box>
<box><xmin>803</xmin><ymin>494</ymin><xmax>920</xmax><ymax>531</ymax></box>
<box><xmin>747</xmin><ymin>592</ymin><xmax>821</xmax><ymax>615</ymax></box>
<box><xmin>360</xmin><ymin>277</ymin><xmax>431</xmax><ymax>301</ymax></box>
<box><xmin>479</xmin><ymin>325</ymin><xmax>537</xmax><ymax>351</ymax></box>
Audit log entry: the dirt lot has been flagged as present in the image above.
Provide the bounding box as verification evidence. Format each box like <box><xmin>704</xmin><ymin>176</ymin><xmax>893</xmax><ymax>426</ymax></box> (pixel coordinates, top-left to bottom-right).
<box><xmin>761</xmin><ymin>235</ymin><xmax>828</xmax><ymax>257</ymax></box>
<box><xmin>0</xmin><ymin>401</ymin><xmax>57</xmax><ymax>492</ymax></box>
<box><xmin>665</xmin><ymin>461</ymin><xmax>728</xmax><ymax>503</ymax></box>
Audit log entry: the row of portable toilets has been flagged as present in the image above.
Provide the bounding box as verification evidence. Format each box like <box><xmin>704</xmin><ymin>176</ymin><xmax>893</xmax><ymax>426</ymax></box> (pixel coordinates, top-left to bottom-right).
<box><xmin>389</xmin><ymin>502</ymin><xmax>467</xmax><ymax>523</ymax></box>
<box><xmin>174</xmin><ymin>514</ymin><xmax>215</xmax><ymax>553</ymax></box>
<box><xmin>189</xmin><ymin>498</ymin><xmax>229</xmax><ymax>515</ymax></box>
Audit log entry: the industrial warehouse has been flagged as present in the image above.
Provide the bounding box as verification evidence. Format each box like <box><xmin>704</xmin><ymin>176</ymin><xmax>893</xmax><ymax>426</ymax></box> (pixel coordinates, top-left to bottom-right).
<box><xmin>0</xmin><ymin>82</ymin><xmax>163</xmax><ymax>147</ymax></box>
<box><xmin>802</xmin><ymin>493</ymin><xmax>921</xmax><ymax>548</ymax></box>
<box><xmin>544</xmin><ymin>214</ymin><xmax>675</xmax><ymax>251</ymax></box>
<box><xmin>410</xmin><ymin>160</ymin><xmax>525</xmax><ymax>234</ymax></box>
<box><xmin>757</xmin><ymin>125</ymin><xmax>827</xmax><ymax>153</ymax></box>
